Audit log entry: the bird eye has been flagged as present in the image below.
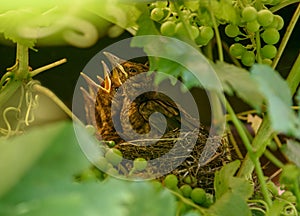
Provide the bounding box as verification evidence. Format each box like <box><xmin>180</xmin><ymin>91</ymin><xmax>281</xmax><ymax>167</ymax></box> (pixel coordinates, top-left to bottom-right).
<box><xmin>129</xmin><ymin>68</ymin><xmax>138</xmax><ymax>73</ymax></box>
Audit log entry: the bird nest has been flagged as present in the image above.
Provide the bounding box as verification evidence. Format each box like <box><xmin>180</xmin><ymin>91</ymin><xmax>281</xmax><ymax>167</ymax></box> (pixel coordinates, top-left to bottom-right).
<box><xmin>109</xmin><ymin>129</ymin><xmax>237</xmax><ymax>194</ymax></box>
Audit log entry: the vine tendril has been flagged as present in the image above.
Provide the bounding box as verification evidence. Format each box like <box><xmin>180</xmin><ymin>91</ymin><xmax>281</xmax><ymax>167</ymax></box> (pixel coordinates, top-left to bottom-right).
<box><xmin>0</xmin><ymin>80</ymin><xmax>40</xmax><ymax>138</ymax></box>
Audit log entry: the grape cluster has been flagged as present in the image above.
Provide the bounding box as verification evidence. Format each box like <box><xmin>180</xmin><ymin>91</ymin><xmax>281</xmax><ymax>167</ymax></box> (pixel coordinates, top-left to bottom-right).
<box><xmin>227</xmin><ymin>6</ymin><xmax>284</xmax><ymax>66</ymax></box>
<box><xmin>149</xmin><ymin>1</ymin><xmax>214</xmax><ymax>46</ymax></box>
<box><xmin>161</xmin><ymin>174</ymin><xmax>214</xmax><ymax>214</ymax></box>
<box><xmin>149</xmin><ymin>1</ymin><xmax>284</xmax><ymax>67</ymax></box>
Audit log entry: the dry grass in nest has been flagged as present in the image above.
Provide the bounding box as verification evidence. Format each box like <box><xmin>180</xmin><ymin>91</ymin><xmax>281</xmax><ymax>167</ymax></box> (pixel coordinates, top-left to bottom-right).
<box><xmin>111</xmin><ymin>129</ymin><xmax>238</xmax><ymax>194</ymax></box>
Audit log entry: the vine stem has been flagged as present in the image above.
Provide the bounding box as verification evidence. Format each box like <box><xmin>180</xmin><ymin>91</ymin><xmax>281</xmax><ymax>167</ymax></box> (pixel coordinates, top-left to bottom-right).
<box><xmin>238</xmin><ymin>53</ymin><xmax>300</xmax><ymax>178</ymax></box>
<box><xmin>15</xmin><ymin>44</ymin><xmax>30</xmax><ymax>80</ymax></box>
<box><xmin>30</xmin><ymin>58</ymin><xmax>67</xmax><ymax>77</ymax></box>
<box><xmin>270</xmin><ymin>0</ymin><xmax>300</xmax><ymax>13</ymax></box>
<box><xmin>255</xmin><ymin>31</ymin><xmax>262</xmax><ymax>64</ymax></box>
<box><xmin>226</xmin><ymin>102</ymin><xmax>272</xmax><ymax>207</ymax></box>
<box><xmin>272</xmin><ymin>2</ymin><xmax>300</xmax><ymax>69</ymax></box>
<box><xmin>208</xmin><ymin>2</ymin><xmax>224</xmax><ymax>62</ymax></box>
<box><xmin>33</xmin><ymin>84</ymin><xmax>83</xmax><ymax>125</ymax></box>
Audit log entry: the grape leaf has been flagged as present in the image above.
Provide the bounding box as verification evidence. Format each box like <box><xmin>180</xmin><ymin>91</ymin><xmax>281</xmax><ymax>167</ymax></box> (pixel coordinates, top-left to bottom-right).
<box><xmin>211</xmin><ymin>0</ymin><xmax>240</xmax><ymax>24</ymax></box>
<box><xmin>214</xmin><ymin>160</ymin><xmax>253</xmax><ymax>200</ymax></box>
<box><xmin>0</xmin><ymin>121</ymin><xmax>175</xmax><ymax>216</ymax></box>
<box><xmin>282</xmin><ymin>140</ymin><xmax>300</xmax><ymax>168</ymax></box>
<box><xmin>0</xmin><ymin>121</ymin><xmax>78</xmax><ymax>198</ymax></box>
<box><xmin>208</xmin><ymin>192</ymin><xmax>251</xmax><ymax>216</ymax></box>
<box><xmin>251</xmin><ymin>64</ymin><xmax>300</xmax><ymax>138</ymax></box>
<box><xmin>210</xmin><ymin>160</ymin><xmax>252</xmax><ymax>216</ymax></box>
<box><xmin>0</xmin><ymin>9</ymin><xmax>37</xmax><ymax>47</ymax></box>
<box><xmin>213</xmin><ymin>61</ymin><xmax>264</xmax><ymax>110</ymax></box>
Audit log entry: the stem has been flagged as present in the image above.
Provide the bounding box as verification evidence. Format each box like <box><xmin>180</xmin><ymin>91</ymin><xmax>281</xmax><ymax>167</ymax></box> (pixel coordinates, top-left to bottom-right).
<box><xmin>253</xmin><ymin>158</ymin><xmax>272</xmax><ymax>206</ymax></box>
<box><xmin>226</xmin><ymin>100</ymin><xmax>272</xmax><ymax>206</ymax></box>
<box><xmin>270</xmin><ymin>0</ymin><xmax>300</xmax><ymax>13</ymax></box>
<box><xmin>226</xmin><ymin>102</ymin><xmax>254</xmax><ymax>159</ymax></box>
<box><xmin>33</xmin><ymin>84</ymin><xmax>82</xmax><ymax>125</ymax></box>
<box><xmin>30</xmin><ymin>58</ymin><xmax>67</xmax><ymax>77</ymax></box>
<box><xmin>172</xmin><ymin>2</ymin><xmax>194</xmax><ymax>42</ymax></box>
<box><xmin>272</xmin><ymin>3</ymin><xmax>300</xmax><ymax>69</ymax></box>
<box><xmin>168</xmin><ymin>189</ymin><xmax>207</xmax><ymax>214</ymax></box>
<box><xmin>15</xmin><ymin>44</ymin><xmax>30</xmax><ymax>80</ymax></box>
<box><xmin>255</xmin><ymin>31</ymin><xmax>262</xmax><ymax>64</ymax></box>
<box><xmin>263</xmin><ymin>149</ymin><xmax>284</xmax><ymax>168</ymax></box>
<box><xmin>238</xmin><ymin>53</ymin><xmax>300</xmax><ymax>179</ymax></box>
<box><xmin>286</xmin><ymin>53</ymin><xmax>300</xmax><ymax>94</ymax></box>
<box><xmin>209</xmin><ymin>4</ymin><xmax>224</xmax><ymax>62</ymax></box>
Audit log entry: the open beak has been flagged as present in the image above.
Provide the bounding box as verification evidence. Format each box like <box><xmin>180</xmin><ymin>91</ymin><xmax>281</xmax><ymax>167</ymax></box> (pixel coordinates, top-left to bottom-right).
<box><xmin>103</xmin><ymin>52</ymin><xmax>128</xmax><ymax>79</ymax></box>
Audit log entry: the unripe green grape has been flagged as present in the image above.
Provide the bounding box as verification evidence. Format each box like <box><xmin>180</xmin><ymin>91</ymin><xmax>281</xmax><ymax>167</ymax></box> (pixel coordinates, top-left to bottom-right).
<box><xmin>202</xmin><ymin>193</ymin><xmax>214</xmax><ymax>208</ymax></box>
<box><xmin>133</xmin><ymin>158</ymin><xmax>148</xmax><ymax>171</ymax></box>
<box><xmin>106</xmin><ymin>140</ymin><xmax>115</xmax><ymax>148</ymax></box>
<box><xmin>246</xmin><ymin>20</ymin><xmax>260</xmax><ymax>32</ymax></box>
<box><xmin>195</xmin><ymin>36</ymin><xmax>210</xmax><ymax>46</ymax></box>
<box><xmin>262</xmin><ymin>58</ymin><xmax>273</xmax><ymax>65</ymax></box>
<box><xmin>268</xmin><ymin>14</ymin><xmax>284</xmax><ymax>29</ymax></box>
<box><xmin>274</xmin><ymin>15</ymin><xmax>284</xmax><ymax>30</ymax></box>
<box><xmin>261</xmin><ymin>44</ymin><xmax>277</xmax><ymax>59</ymax></box>
<box><xmin>160</xmin><ymin>21</ymin><xmax>176</xmax><ymax>36</ymax></box>
<box><xmin>105</xmin><ymin>148</ymin><xmax>123</xmax><ymax>166</ymax></box>
<box><xmin>183</xmin><ymin>175</ymin><xmax>197</xmax><ymax>186</ymax></box>
<box><xmin>225</xmin><ymin>24</ymin><xmax>240</xmax><ymax>38</ymax></box>
<box><xmin>199</xmin><ymin>26</ymin><xmax>214</xmax><ymax>41</ymax></box>
<box><xmin>175</xmin><ymin>22</ymin><xmax>186</xmax><ymax>35</ymax></box>
<box><xmin>181</xmin><ymin>9</ymin><xmax>191</xmax><ymax>20</ymax></box>
<box><xmin>229</xmin><ymin>43</ymin><xmax>246</xmax><ymax>58</ymax></box>
<box><xmin>262</xmin><ymin>28</ymin><xmax>280</xmax><ymax>44</ymax></box>
<box><xmin>151</xmin><ymin>8</ymin><xmax>164</xmax><ymax>22</ymax></box>
<box><xmin>164</xmin><ymin>174</ymin><xmax>178</xmax><ymax>189</ymax></box>
<box><xmin>242</xmin><ymin>6</ymin><xmax>257</xmax><ymax>22</ymax></box>
<box><xmin>257</xmin><ymin>9</ymin><xmax>274</xmax><ymax>27</ymax></box>
<box><xmin>152</xmin><ymin>180</ymin><xmax>163</xmax><ymax>191</ymax></box>
<box><xmin>190</xmin><ymin>25</ymin><xmax>200</xmax><ymax>39</ymax></box>
<box><xmin>191</xmin><ymin>188</ymin><xmax>206</xmax><ymax>205</ymax></box>
<box><xmin>241</xmin><ymin>51</ymin><xmax>255</xmax><ymax>66</ymax></box>
<box><xmin>180</xmin><ymin>184</ymin><xmax>192</xmax><ymax>198</ymax></box>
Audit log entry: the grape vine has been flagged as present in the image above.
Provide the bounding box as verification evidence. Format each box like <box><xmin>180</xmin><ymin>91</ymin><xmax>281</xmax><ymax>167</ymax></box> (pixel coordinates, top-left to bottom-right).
<box><xmin>148</xmin><ymin>0</ymin><xmax>289</xmax><ymax>67</ymax></box>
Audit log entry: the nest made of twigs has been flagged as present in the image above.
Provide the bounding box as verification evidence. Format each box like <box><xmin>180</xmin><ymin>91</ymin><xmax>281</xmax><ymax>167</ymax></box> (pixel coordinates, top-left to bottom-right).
<box><xmin>108</xmin><ymin>129</ymin><xmax>238</xmax><ymax>194</ymax></box>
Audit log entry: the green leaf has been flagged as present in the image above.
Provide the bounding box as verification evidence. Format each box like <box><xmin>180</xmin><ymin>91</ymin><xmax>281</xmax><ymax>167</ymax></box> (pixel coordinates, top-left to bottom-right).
<box><xmin>208</xmin><ymin>192</ymin><xmax>251</xmax><ymax>216</ymax></box>
<box><xmin>211</xmin><ymin>0</ymin><xmax>239</xmax><ymax>24</ymax></box>
<box><xmin>214</xmin><ymin>160</ymin><xmax>253</xmax><ymax>200</ymax></box>
<box><xmin>282</xmin><ymin>140</ymin><xmax>300</xmax><ymax>168</ymax></box>
<box><xmin>132</xmin><ymin>38</ymin><xmax>222</xmax><ymax>93</ymax></box>
<box><xmin>213</xmin><ymin>61</ymin><xmax>264</xmax><ymax>110</ymax></box>
<box><xmin>0</xmin><ymin>121</ymin><xmax>176</xmax><ymax>216</ymax></box>
<box><xmin>0</xmin><ymin>121</ymin><xmax>79</xmax><ymax>198</ymax></box>
<box><xmin>251</xmin><ymin>64</ymin><xmax>300</xmax><ymax>138</ymax></box>
<box><xmin>122</xmin><ymin>181</ymin><xmax>176</xmax><ymax>216</ymax></box>
<box><xmin>135</xmin><ymin>5</ymin><xmax>160</xmax><ymax>36</ymax></box>
<box><xmin>85</xmin><ymin>0</ymin><xmax>141</xmax><ymax>29</ymax></box>
<box><xmin>0</xmin><ymin>9</ymin><xmax>37</xmax><ymax>47</ymax></box>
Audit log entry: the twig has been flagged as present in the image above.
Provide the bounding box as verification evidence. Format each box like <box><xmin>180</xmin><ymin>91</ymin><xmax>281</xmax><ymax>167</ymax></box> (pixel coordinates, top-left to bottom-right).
<box><xmin>30</xmin><ymin>58</ymin><xmax>67</xmax><ymax>77</ymax></box>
